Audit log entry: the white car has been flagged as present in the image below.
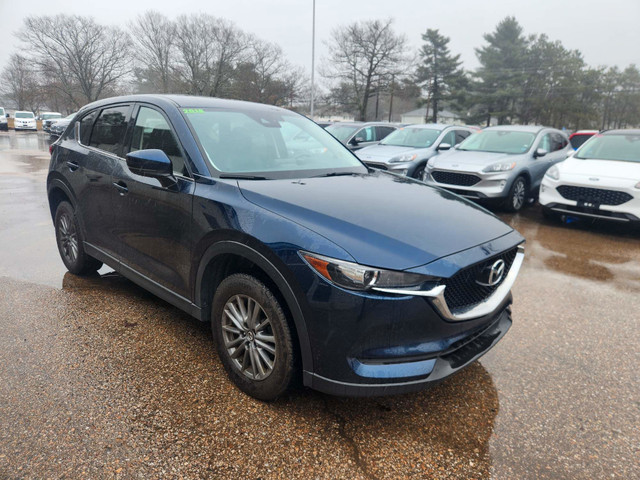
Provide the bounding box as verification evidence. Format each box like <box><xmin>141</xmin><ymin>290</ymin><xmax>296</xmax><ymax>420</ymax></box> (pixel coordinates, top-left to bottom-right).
<box><xmin>0</xmin><ymin>107</ymin><xmax>8</xmax><ymax>131</ymax></box>
<box><xmin>540</xmin><ymin>129</ymin><xmax>640</xmax><ymax>224</ymax></box>
<box><xmin>13</xmin><ymin>111</ymin><xmax>37</xmax><ymax>131</ymax></box>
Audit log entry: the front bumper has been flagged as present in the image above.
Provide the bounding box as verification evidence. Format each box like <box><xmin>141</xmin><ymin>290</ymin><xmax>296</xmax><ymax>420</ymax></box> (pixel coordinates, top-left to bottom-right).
<box><xmin>288</xmin><ymin>233</ymin><xmax>523</xmax><ymax>397</ymax></box>
<box><xmin>424</xmin><ymin>168</ymin><xmax>514</xmax><ymax>200</ymax></box>
<box><xmin>364</xmin><ymin>160</ymin><xmax>413</xmax><ymax>176</ymax></box>
<box><xmin>540</xmin><ymin>177</ymin><xmax>640</xmax><ymax>223</ymax></box>
<box><xmin>305</xmin><ymin>306</ymin><xmax>512</xmax><ymax>396</ymax></box>
<box><xmin>14</xmin><ymin>123</ymin><xmax>37</xmax><ymax>131</ymax></box>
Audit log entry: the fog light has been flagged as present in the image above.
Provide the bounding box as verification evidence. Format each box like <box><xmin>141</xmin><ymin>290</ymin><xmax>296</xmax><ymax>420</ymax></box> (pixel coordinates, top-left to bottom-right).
<box><xmin>500</xmin><ymin>180</ymin><xmax>507</xmax><ymax>189</ymax></box>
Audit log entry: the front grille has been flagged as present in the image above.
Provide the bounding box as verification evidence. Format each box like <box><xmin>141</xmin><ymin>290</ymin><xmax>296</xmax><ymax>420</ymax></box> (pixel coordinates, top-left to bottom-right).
<box><xmin>556</xmin><ymin>185</ymin><xmax>633</xmax><ymax>206</ymax></box>
<box><xmin>432</xmin><ymin>170</ymin><xmax>481</xmax><ymax>186</ymax></box>
<box><xmin>442</xmin><ymin>247</ymin><xmax>518</xmax><ymax>311</ymax></box>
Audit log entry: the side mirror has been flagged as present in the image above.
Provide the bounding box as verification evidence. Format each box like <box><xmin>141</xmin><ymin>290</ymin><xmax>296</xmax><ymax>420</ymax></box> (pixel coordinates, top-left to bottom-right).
<box><xmin>437</xmin><ymin>143</ymin><xmax>451</xmax><ymax>151</ymax></box>
<box><xmin>534</xmin><ymin>148</ymin><xmax>548</xmax><ymax>158</ymax></box>
<box><xmin>126</xmin><ymin>149</ymin><xmax>174</xmax><ymax>183</ymax></box>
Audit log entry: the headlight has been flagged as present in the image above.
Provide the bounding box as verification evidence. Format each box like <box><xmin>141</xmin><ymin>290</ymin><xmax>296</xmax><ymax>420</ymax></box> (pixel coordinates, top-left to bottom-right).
<box><xmin>389</xmin><ymin>154</ymin><xmax>417</xmax><ymax>163</ymax></box>
<box><xmin>301</xmin><ymin>251</ymin><xmax>435</xmax><ymax>291</ymax></box>
<box><xmin>545</xmin><ymin>165</ymin><xmax>560</xmax><ymax>180</ymax></box>
<box><xmin>483</xmin><ymin>162</ymin><xmax>516</xmax><ymax>173</ymax></box>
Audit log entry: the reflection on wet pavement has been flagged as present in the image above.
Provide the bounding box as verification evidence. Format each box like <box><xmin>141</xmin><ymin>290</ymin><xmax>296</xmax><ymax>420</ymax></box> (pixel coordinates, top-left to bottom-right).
<box><xmin>0</xmin><ymin>131</ymin><xmax>638</xmax><ymax>478</ymax></box>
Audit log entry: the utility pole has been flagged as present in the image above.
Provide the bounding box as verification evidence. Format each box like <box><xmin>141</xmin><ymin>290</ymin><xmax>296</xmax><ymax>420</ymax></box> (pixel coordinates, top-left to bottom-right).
<box><xmin>388</xmin><ymin>74</ymin><xmax>395</xmax><ymax>122</ymax></box>
<box><xmin>310</xmin><ymin>0</ymin><xmax>316</xmax><ymax>119</ymax></box>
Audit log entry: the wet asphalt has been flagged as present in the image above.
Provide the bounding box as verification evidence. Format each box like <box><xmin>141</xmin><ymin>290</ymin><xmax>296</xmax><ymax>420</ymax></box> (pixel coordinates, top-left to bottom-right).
<box><xmin>0</xmin><ymin>130</ymin><xmax>638</xmax><ymax>479</ymax></box>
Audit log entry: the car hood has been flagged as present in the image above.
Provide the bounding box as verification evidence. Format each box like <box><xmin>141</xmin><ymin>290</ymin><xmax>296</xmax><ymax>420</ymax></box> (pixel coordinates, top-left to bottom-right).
<box><xmin>559</xmin><ymin>157</ymin><xmax>640</xmax><ymax>180</ymax></box>
<box><xmin>237</xmin><ymin>171</ymin><xmax>513</xmax><ymax>270</ymax></box>
<box><xmin>357</xmin><ymin>145</ymin><xmax>434</xmax><ymax>163</ymax></box>
<box><xmin>431</xmin><ymin>150</ymin><xmax>522</xmax><ymax>172</ymax></box>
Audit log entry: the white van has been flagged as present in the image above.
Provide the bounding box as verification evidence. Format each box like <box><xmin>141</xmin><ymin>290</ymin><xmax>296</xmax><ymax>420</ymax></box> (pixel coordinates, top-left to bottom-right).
<box><xmin>13</xmin><ymin>111</ymin><xmax>37</xmax><ymax>131</ymax></box>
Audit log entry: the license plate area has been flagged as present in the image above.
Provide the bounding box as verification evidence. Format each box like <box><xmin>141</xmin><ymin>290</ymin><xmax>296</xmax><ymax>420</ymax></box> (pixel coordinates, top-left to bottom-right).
<box><xmin>577</xmin><ymin>199</ymin><xmax>600</xmax><ymax>210</ymax></box>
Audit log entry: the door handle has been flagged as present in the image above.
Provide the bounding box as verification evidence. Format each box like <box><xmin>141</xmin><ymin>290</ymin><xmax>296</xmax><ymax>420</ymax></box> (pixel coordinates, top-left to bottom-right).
<box><xmin>66</xmin><ymin>161</ymin><xmax>79</xmax><ymax>171</ymax></box>
<box><xmin>113</xmin><ymin>181</ymin><xmax>129</xmax><ymax>195</ymax></box>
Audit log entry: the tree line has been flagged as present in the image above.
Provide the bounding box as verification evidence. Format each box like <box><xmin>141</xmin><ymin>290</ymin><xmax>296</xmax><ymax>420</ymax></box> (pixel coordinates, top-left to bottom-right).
<box><xmin>324</xmin><ymin>16</ymin><xmax>640</xmax><ymax>129</ymax></box>
<box><xmin>0</xmin><ymin>12</ymin><xmax>307</xmax><ymax>114</ymax></box>
<box><xmin>1</xmin><ymin>13</ymin><xmax>638</xmax><ymax>131</ymax></box>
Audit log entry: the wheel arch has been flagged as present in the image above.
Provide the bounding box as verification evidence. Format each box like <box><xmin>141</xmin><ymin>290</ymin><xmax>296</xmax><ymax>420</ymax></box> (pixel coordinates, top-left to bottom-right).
<box><xmin>194</xmin><ymin>237</ymin><xmax>314</xmax><ymax>374</ymax></box>
<box><xmin>47</xmin><ymin>176</ymin><xmax>76</xmax><ymax>221</ymax></box>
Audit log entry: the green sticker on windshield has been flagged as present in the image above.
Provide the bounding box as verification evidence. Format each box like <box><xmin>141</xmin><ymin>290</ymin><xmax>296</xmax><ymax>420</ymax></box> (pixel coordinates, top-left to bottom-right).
<box><xmin>183</xmin><ymin>108</ymin><xmax>205</xmax><ymax>114</ymax></box>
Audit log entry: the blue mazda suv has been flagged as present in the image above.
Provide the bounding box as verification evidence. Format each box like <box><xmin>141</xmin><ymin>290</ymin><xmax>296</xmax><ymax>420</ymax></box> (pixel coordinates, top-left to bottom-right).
<box><xmin>47</xmin><ymin>95</ymin><xmax>525</xmax><ymax>400</ymax></box>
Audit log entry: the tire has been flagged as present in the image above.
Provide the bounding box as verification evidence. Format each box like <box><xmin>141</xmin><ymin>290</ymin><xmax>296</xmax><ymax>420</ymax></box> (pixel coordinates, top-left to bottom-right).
<box><xmin>412</xmin><ymin>164</ymin><xmax>426</xmax><ymax>180</ymax></box>
<box><xmin>212</xmin><ymin>273</ymin><xmax>296</xmax><ymax>401</ymax></box>
<box><xmin>54</xmin><ymin>201</ymin><xmax>103</xmax><ymax>275</ymax></box>
<box><xmin>504</xmin><ymin>176</ymin><xmax>528</xmax><ymax>212</ymax></box>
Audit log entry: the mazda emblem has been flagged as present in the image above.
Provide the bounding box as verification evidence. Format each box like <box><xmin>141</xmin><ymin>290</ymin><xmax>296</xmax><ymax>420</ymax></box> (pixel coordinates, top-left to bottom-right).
<box><xmin>476</xmin><ymin>259</ymin><xmax>506</xmax><ymax>287</ymax></box>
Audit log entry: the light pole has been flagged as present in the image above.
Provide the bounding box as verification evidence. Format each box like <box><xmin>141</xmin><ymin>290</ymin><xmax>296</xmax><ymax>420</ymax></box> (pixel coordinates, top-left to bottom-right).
<box><xmin>310</xmin><ymin>0</ymin><xmax>316</xmax><ymax>119</ymax></box>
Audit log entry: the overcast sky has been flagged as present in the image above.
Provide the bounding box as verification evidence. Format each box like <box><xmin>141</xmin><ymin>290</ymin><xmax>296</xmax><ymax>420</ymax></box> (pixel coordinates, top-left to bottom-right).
<box><xmin>1</xmin><ymin>0</ymin><xmax>639</xmax><ymax>82</ymax></box>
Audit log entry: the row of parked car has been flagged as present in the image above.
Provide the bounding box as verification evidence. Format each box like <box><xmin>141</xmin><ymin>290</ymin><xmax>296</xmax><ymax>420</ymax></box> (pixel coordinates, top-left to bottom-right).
<box><xmin>321</xmin><ymin>120</ymin><xmax>638</xmax><ymax>225</ymax></box>
<box><xmin>0</xmin><ymin>108</ymin><xmax>76</xmax><ymax>133</ymax></box>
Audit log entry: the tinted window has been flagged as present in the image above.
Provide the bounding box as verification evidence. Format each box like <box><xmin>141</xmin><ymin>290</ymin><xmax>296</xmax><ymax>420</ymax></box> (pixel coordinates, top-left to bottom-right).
<box><xmin>570</xmin><ymin>134</ymin><xmax>594</xmax><ymax>150</ymax></box>
<box><xmin>551</xmin><ymin>133</ymin><xmax>567</xmax><ymax>152</ymax></box>
<box><xmin>455</xmin><ymin>130</ymin><xmax>470</xmax><ymax>144</ymax></box>
<box><xmin>89</xmin><ymin>106</ymin><xmax>130</xmax><ymax>155</ymax></box>
<box><xmin>79</xmin><ymin>110</ymin><xmax>99</xmax><ymax>146</ymax></box>
<box><xmin>376</xmin><ymin>126</ymin><xmax>395</xmax><ymax>141</ymax></box>
<box><xmin>131</xmin><ymin>107</ymin><xmax>188</xmax><ymax>176</ymax></box>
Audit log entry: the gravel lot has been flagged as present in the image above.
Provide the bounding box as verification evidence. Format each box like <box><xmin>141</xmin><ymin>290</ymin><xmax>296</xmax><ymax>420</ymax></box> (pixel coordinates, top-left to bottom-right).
<box><xmin>1</xmin><ymin>130</ymin><xmax>638</xmax><ymax>479</ymax></box>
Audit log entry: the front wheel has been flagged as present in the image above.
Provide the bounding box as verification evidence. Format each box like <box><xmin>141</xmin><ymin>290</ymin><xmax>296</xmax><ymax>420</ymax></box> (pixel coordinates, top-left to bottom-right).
<box><xmin>504</xmin><ymin>176</ymin><xmax>528</xmax><ymax>212</ymax></box>
<box><xmin>54</xmin><ymin>201</ymin><xmax>103</xmax><ymax>275</ymax></box>
<box><xmin>212</xmin><ymin>274</ymin><xmax>296</xmax><ymax>401</ymax></box>
<box><xmin>412</xmin><ymin>165</ymin><xmax>426</xmax><ymax>180</ymax></box>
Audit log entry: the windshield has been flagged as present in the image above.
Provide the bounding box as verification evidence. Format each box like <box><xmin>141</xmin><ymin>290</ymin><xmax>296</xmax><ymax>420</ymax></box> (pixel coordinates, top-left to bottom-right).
<box><xmin>42</xmin><ymin>113</ymin><xmax>62</xmax><ymax>120</ymax></box>
<box><xmin>575</xmin><ymin>134</ymin><xmax>640</xmax><ymax>163</ymax></box>
<box><xmin>325</xmin><ymin>124</ymin><xmax>360</xmax><ymax>143</ymax></box>
<box><xmin>0</xmin><ymin>108</ymin><xmax>4</xmax><ymax>116</ymax></box>
<box><xmin>15</xmin><ymin>112</ymin><xmax>34</xmax><ymax>119</ymax></box>
<box><xmin>380</xmin><ymin>128</ymin><xmax>441</xmax><ymax>148</ymax></box>
<box><xmin>459</xmin><ymin>130</ymin><xmax>536</xmax><ymax>154</ymax></box>
<box><xmin>183</xmin><ymin>108</ymin><xmax>366</xmax><ymax>178</ymax></box>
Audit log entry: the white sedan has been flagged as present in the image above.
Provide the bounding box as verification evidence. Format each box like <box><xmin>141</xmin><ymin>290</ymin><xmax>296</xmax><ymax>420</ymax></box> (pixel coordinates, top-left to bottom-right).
<box><xmin>540</xmin><ymin>129</ymin><xmax>640</xmax><ymax>224</ymax></box>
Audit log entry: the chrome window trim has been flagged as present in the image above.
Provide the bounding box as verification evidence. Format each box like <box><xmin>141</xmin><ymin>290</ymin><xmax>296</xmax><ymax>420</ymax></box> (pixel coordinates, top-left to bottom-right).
<box><xmin>373</xmin><ymin>244</ymin><xmax>525</xmax><ymax>321</ymax></box>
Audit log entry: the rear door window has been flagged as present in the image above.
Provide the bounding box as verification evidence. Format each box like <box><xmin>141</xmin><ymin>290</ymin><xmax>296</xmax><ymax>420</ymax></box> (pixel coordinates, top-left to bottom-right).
<box><xmin>130</xmin><ymin>106</ymin><xmax>189</xmax><ymax>177</ymax></box>
<box><xmin>455</xmin><ymin>130</ymin><xmax>471</xmax><ymax>144</ymax></box>
<box><xmin>376</xmin><ymin>126</ymin><xmax>396</xmax><ymax>141</ymax></box>
<box><xmin>89</xmin><ymin>106</ymin><xmax>131</xmax><ymax>156</ymax></box>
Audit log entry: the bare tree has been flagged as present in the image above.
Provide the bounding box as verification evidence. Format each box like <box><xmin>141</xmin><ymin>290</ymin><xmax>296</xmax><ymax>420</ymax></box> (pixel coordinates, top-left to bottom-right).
<box><xmin>323</xmin><ymin>19</ymin><xmax>406</xmax><ymax>120</ymax></box>
<box><xmin>130</xmin><ymin>11</ymin><xmax>176</xmax><ymax>93</ymax></box>
<box><xmin>174</xmin><ymin>14</ymin><xmax>247</xmax><ymax>97</ymax></box>
<box><xmin>0</xmin><ymin>54</ymin><xmax>41</xmax><ymax>111</ymax></box>
<box><xmin>21</xmin><ymin>15</ymin><xmax>131</xmax><ymax>107</ymax></box>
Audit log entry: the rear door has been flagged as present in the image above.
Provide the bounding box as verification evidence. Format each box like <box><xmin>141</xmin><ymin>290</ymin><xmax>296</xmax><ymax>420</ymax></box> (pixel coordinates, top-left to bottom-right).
<box><xmin>112</xmin><ymin>104</ymin><xmax>195</xmax><ymax>298</ymax></box>
<box><xmin>68</xmin><ymin>105</ymin><xmax>131</xmax><ymax>259</ymax></box>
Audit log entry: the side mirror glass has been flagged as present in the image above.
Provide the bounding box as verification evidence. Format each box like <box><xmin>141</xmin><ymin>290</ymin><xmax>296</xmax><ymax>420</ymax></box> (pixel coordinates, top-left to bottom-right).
<box><xmin>126</xmin><ymin>149</ymin><xmax>173</xmax><ymax>180</ymax></box>
<box><xmin>535</xmin><ymin>148</ymin><xmax>548</xmax><ymax>158</ymax></box>
<box><xmin>437</xmin><ymin>143</ymin><xmax>452</xmax><ymax>151</ymax></box>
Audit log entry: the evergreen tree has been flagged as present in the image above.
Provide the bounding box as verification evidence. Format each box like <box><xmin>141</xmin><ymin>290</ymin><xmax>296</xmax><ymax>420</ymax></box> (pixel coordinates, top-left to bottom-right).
<box><xmin>474</xmin><ymin>17</ymin><xmax>529</xmax><ymax>125</ymax></box>
<box><xmin>416</xmin><ymin>29</ymin><xmax>466</xmax><ymax>123</ymax></box>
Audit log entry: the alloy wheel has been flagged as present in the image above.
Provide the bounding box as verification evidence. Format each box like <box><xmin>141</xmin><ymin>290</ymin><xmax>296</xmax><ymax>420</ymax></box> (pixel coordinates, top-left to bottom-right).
<box><xmin>58</xmin><ymin>213</ymin><xmax>78</xmax><ymax>264</ymax></box>
<box><xmin>221</xmin><ymin>294</ymin><xmax>277</xmax><ymax>380</ymax></box>
<box><xmin>512</xmin><ymin>179</ymin><xmax>526</xmax><ymax>210</ymax></box>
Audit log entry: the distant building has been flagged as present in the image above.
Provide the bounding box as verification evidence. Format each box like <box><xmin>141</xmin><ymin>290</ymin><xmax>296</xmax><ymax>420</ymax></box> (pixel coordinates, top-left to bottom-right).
<box><xmin>401</xmin><ymin>107</ymin><xmax>464</xmax><ymax>125</ymax></box>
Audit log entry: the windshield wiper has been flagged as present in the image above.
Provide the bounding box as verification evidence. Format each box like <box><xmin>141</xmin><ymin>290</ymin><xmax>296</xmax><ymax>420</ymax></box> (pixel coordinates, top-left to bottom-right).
<box><xmin>311</xmin><ymin>171</ymin><xmax>360</xmax><ymax>178</ymax></box>
<box><xmin>219</xmin><ymin>174</ymin><xmax>268</xmax><ymax>180</ymax></box>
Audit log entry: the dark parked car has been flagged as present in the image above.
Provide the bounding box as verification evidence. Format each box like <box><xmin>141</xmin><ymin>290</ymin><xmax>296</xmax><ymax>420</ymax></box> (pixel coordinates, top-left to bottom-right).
<box><xmin>325</xmin><ymin>122</ymin><xmax>399</xmax><ymax>151</ymax></box>
<box><xmin>48</xmin><ymin>113</ymin><xmax>77</xmax><ymax>138</ymax></box>
<box><xmin>47</xmin><ymin>95</ymin><xmax>525</xmax><ymax>400</ymax></box>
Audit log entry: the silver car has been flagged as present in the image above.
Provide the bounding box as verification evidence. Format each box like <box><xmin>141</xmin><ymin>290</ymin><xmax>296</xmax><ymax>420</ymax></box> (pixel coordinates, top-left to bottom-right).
<box><xmin>424</xmin><ymin>125</ymin><xmax>572</xmax><ymax>211</ymax></box>
<box><xmin>356</xmin><ymin>124</ymin><xmax>474</xmax><ymax>179</ymax></box>
<box><xmin>325</xmin><ymin>122</ymin><xmax>398</xmax><ymax>151</ymax></box>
